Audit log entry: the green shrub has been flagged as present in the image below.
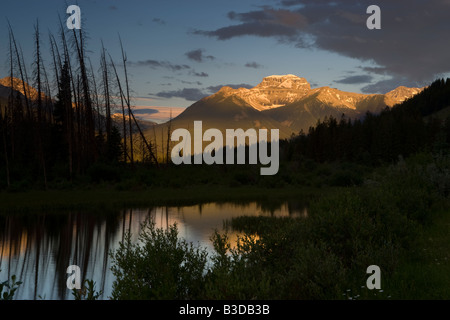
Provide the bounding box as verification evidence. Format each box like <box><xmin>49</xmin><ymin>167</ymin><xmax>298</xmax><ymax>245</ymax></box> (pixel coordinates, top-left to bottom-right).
<box><xmin>330</xmin><ymin>170</ymin><xmax>363</xmax><ymax>186</ymax></box>
<box><xmin>110</xmin><ymin>221</ymin><xmax>208</xmax><ymax>300</ymax></box>
<box><xmin>0</xmin><ymin>273</ymin><xmax>22</xmax><ymax>300</ymax></box>
<box><xmin>72</xmin><ymin>279</ymin><xmax>103</xmax><ymax>300</ymax></box>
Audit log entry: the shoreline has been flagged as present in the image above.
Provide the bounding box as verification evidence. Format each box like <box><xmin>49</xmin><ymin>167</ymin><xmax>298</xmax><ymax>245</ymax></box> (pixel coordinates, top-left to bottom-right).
<box><xmin>0</xmin><ymin>185</ymin><xmax>325</xmax><ymax>214</ymax></box>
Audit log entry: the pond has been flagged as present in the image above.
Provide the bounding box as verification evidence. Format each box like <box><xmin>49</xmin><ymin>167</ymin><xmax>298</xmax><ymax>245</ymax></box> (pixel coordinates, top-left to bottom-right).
<box><xmin>0</xmin><ymin>200</ymin><xmax>307</xmax><ymax>300</ymax></box>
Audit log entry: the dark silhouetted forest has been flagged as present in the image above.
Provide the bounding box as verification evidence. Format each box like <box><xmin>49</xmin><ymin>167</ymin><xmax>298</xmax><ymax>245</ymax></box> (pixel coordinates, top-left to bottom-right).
<box><xmin>0</xmin><ymin>21</ymin><xmax>158</xmax><ymax>190</ymax></box>
<box><xmin>282</xmin><ymin>78</ymin><xmax>450</xmax><ymax>165</ymax></box>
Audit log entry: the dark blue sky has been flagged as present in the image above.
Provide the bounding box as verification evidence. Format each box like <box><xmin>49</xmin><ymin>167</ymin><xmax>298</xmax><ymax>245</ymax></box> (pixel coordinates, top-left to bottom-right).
<box><xmin>2</xmin><ymin>0</ymin><xmax>450</xmax><ymax>122</ymax></box>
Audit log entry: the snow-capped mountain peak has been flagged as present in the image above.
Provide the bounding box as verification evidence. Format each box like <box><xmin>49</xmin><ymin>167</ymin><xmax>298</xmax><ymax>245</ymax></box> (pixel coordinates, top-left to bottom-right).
<box><xmin>210</xmin><ymin>74</ymin><xmax>312</xmax><ymax>111</ymax></box>
<box><xmin>256</xmin><ymin>74</ymin><xmax>311</xmax><ymax>91</ymax></box>
<box><xmin>208</xmin><ymin>74</ymin><xmax>424</xmax><ymax>113</ymax></box>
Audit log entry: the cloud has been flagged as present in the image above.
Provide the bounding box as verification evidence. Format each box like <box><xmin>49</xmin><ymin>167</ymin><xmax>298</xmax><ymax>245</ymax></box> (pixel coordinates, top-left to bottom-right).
<box><xmin>132</xmin><ymin>108</ymin><xmax>159</xmax><ymax>115</ymax></box>
<box><xmin>185</xmin><ymin>49</ymin><xmax>215</xmax><ymax>62</ymax></box>
<box><xmin>132</xmin><ymin>106</ymin><xmax>186</xmax><ymax>123</ymax></box>
<box><xmin>190</xmin><ymin>70</ymin><xmax>209</xmax><ymax>77</ymax></box>
<box><xmin>206</xmin><ymin>83</ymin><xmax>253</xmax><ymax>93</ymax></box>
<box><xmin>360</xmin><ymin>66</ymin><xmax>389</xmax><ymax>76</ymax></box>
<box><xmin>335</xmin><ymin>75</ymin><xmax>373</xmax><ymax>85</ymax></box>
<box><xmin>361</xmin><ymin>76</ymin><xmax>421</xmax><ymax>94</ymax></box>
<box><xmin>152</xmin><ymin>18</ymin><xmax>166</xmax><ymax>25</ymax></box>
<box><xmin>129</xmin><ymin>60</ymin><xmax>190</xmax><ymax>72</ymax></box>
<box><xmin>152</xmin><ymin>88</ymin><xmax>207</xmax><ymax>101</ymax></box>
<box><xmin>193</xmin><ymin>0</ymin><xmax>450</xmax><ymax>86</ymax></box>
<box><xmin>245</xmin><ymin>62</ymin><xmax>264</xmax><ymax>69</ymax></box>
<box><xmin>151</xmin><ymin>83</ymin><xmax>254</xmax><ymax>102</ymax></box>
<box><xmin>193</xmin><ymin>20</ymin><xmax>300</xmax><ymax>41</ymax></box>
<box><xmin>180</xmin><ymin>80</ymin><xmax>203</xmax><ymax>85</ymax></box>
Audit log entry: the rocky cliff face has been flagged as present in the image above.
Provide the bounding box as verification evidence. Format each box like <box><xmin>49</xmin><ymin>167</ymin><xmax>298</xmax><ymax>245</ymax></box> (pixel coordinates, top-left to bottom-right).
<box><xmin>0</xmin><ymin>77</ymin><xmax>44</xmax><ymax>101</ymax></box>
<box><xmin>207</xmin><ymin>74</ymin><xmax>423</xmax><ymax>113</ymax></box>
<box><xmin>213</xmin><ymin>74</ymin><xmax>311</xmax><ymax>111</ymax></box>
<box><xmin>384</xmin><ymin>86</ymin><xmax>424</xmax><ymax>106</ymax></box>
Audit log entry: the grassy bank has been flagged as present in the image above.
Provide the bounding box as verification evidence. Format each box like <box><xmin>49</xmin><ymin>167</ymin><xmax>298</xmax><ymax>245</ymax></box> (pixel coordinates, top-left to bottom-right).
<box><xmin>0</xmin><ymin>158</ymin><xmax>372</xmax><ymax>213</ymax></box>
<box><xmin>0</xmin><ymin>184</ymin><xmax>323</xmax><ymax>214</ymax></box>
<box><xmin>384</xmin><ymin>206</ymin><xmax>450</xmax><ymax>299</ymax></box>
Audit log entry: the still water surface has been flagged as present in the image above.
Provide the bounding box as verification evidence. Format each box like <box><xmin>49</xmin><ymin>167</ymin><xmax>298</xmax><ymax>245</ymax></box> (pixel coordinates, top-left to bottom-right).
<box><xmin>0</xmin><ymin>200</ymin><xmax>306</xmax><ymax>300</ymax></box>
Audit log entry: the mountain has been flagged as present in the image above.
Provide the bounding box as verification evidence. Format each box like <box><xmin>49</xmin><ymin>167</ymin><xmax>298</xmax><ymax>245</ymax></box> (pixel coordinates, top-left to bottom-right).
<box><xmin>0</xmin><ymin>77</ymin><xmax>157</xmax><ymax>138</ymax></box>
<box><xmin>111</xmin><ymin>113</ymin><xmax>157</xmax><ymax>136</ymax></box>
<box><xmin>146</xmin><ymin>74</ymin><xmax>424</xmax><ymax>159</ymax></box>
<box><xmin>263</xmin><ymin>84</ymin><xmax>423</xmax><ymax>133</ymax></box>
<box><xmin>226</xmin><ymin>74</ymin><xmax>311</xmax><ymax>111</ymax></box>
<box><xmin>145</xmin><ymin>84</ymin><xmax>294</xmax><ymax>159</ymax></box>
<box><xmin>384</xmin><ymin>86</ymin><xmax>424</xmax><ymax>106</ymax></box>
<box><xmin>262</xmin><ymin>86</ymin><xmax>384</xmax><ymax>133</ymax></box>
<box><xmin>0</xmin><ymin>84</ymin><xmax>10</xmax><ymax>106</ymax></box>
<box><xmin>168</xmin><ymin>85</ymin><xmax>293</xmax><ymax>136</ymax></box>
<box><xmin>215</xmin><ymin>75</ymin><xmax>423</xmax><ymax>133</ymax></box>
<box><xmin>0</xmin><ymin>77</ymin><xmax>46</xmax><ymax>102</ymax></box>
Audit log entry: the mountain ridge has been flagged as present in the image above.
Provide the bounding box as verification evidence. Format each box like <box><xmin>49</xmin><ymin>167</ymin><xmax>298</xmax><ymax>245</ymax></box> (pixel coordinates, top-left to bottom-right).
<box><xmin>198</xmin><ymin>74</ymin><xmax>424</xmax><ymax>133</ymax></box>
<box><xmin>209</xmin><ymin>74</ymin><xmax>423</xmax><ymax>112</ymax></box>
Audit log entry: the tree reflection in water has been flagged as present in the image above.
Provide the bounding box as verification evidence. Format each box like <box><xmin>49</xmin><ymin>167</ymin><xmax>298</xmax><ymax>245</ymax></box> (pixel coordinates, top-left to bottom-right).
<box><xmin>0</xmin><ymin>200</ymin><xmax>306</xmax><ymax>300</ymax></box>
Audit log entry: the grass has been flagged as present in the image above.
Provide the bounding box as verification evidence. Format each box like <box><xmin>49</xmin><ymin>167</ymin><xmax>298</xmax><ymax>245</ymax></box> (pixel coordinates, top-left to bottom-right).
<box><xmin>0</xmin><ymin>159</ymin><xmax>368</xmax><ymax>213</ymax></box>
<box><xmin>384</xmin><ymin>208</ymin><xmax>450</xmax><ymax>299</ymax></box>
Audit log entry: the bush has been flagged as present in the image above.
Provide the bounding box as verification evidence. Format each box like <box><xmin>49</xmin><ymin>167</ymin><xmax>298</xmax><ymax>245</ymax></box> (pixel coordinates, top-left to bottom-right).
<box><xmin>330</xmin><ymin>169</ymin><xmax>363</xmax><ymax>186</ymax></box>
<box><xmin>0</xmin><ymin>273</ymin><xmax>22</xmax><ymax>300</ymax></box>
<box><xmin>110</xmin><ymin>221</ymin><xmax>208</xmax><ymax>300</ymax></box>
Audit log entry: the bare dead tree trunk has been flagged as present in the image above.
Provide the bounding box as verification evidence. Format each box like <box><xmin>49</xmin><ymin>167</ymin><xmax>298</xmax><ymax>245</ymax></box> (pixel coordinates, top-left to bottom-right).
<box><xmin>88</xmin><ymin>58</ymin><xmax>102</xmax><ymax>134</ymax></box>
<box><xmin>49</xmin><ymin>33</ymin><xmax>61</xmax><ymax>96</ymax></box>
<box><xmin>8</xmin><ymin>33</ymin><xmax>15</xmax><ymax>162</ymax></box>
<box><xmin>166</xmin><ymin>109</ymin><xmax>172</xmax><ymax>164</ymax></box>
<box><xmin>34</xmin><ymin>21</ymin><xmax>48</xmax><ymax>190</ymax></box>
<box><xmin>101</xmin><ymin>43</ymin><xmax>112</xmax><ymax>144</ymax></box>
<box><xmin>108</xmin><ymin>54</ymin><xmax>158</xmax><ymax>166</ymax></box>
<box><xmin>19</xmin><ymin>45</ymin><xmax>32</xmax><ymax>120</ymax></box>
<box><xmin>153</xmin><ymin>125</ymin><xmax>157</xmax><ymax>162</ymax></box>
<box><xmin>161</xmin><ymin>127</ymin><xmax>164</xmax><ymax>163</ymax></box>
<box><xmin>72</xmin><ymin>27</ymin><xmax>98</xmax><ymax>164</ymax></box>
<box><xmin>76</xmin><ymin>75</ymin><xmax>83</xmax><ymax>173</ymax></box>
<box><xmin>59</xmin><ymin>18</ymin><xmax>76</xmax><ymax>179</ymax></box>
<box><xmin>42</xmin><ymin>64</ymin><xmax>53</xmax><ymax>124</ymax></box>
<box><xmin>8</xmin><ymin>23</ymin><xmax>31</xmax><ymax>121</ymax></box>
<box><xmin>108</xmin><ymin>55</ymin><xmax>129</xmax><ymax>162</ymax></box>
<box><xmin>119</xmin><ymin>36</ymin><xmax>134</xmax><ymax>165</ymax></box>
<box><xmin>118</xmin><ymin>77</ymin><xmax>128</xmax><ymax>162</ymax></box>
<box><xmin>1</xmin><ymin>113</ymin><xmax>10</xmax><ymax>188</ymax></box>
